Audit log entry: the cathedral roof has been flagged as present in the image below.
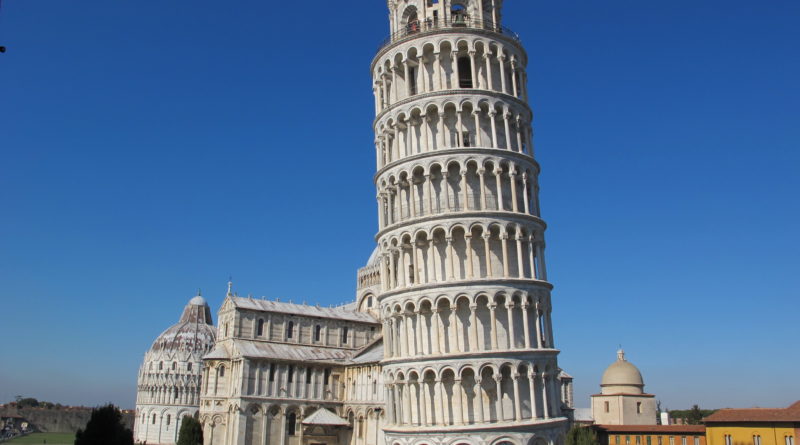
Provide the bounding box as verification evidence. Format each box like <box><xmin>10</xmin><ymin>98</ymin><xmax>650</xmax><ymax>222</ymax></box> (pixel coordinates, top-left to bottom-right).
<box><xmin>149</xmin><ymin>294</ymin><xmax>216</xmax><ymax>355</ymax></box>
<box><xmin>230</xmin><ymin>296</ymin><xmax>379</xmax><ymax>324</ymax></box>
<box><xmin>302</xmin><ymin>408</ymin><xmax>348</xmax><ymax>426</ymax></box>
<box><xmin>600</xmin><ymin>349</ymin><xmax>645</xmax><ymax>394</ymax></box>
<box><xmin>222</xmin><ymin>339</ymin><xmax>357</xmax><ymax>362</ymax></box>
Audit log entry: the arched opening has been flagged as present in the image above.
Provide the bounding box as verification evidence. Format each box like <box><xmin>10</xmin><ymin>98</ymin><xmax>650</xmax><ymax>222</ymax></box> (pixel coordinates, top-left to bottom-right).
<box><xmin>458</xmin><ymin>57</ymin><xmax>473</xmax><ymax>88</ymax></box>
<box><xmin>451</xmin><ymin>4</ymin><xmax>469</xmax><ymax>25</ymax></box>
<box><xmin>257</xmin><ymin>319</ymin><xmax>264</xmax><ymax>337</ymax></box>
<box><xmin>314</xmin><ymin>324</ymin><xmax>322</xmax><ymax>342</ymax></box>
<box><xmin>287</xmin><ymin>320</ymin><xmax>294</xmax><ymax>339</ymax></box>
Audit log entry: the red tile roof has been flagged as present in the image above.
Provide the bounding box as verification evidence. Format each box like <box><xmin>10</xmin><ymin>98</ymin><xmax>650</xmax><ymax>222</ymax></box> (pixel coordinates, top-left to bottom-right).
<box><xmin>595</xmin><ymin>425</ymin><xmax>706</xmax><ymax>434</ymax></box>
<box><xmin>704</xmin><ymin>401</ymin><xmax>800</xmax><ymax>423</ymax></box>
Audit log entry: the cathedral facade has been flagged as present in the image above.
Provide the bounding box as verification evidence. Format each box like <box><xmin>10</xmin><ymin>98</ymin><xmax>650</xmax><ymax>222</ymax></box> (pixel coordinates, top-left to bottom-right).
<box><xmin>136</xmin><ymin>1</ymin><xmax>574</xmax><ymax>445</ymax></box>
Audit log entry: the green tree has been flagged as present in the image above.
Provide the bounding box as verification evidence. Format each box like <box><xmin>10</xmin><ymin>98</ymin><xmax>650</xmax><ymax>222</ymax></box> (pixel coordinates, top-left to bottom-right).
<box><xmin>566</xmin><ymin>425</ymin><xmax>600</xmax><ymax>445</ymax></box>
<box><xmin>176</xmin><ymin>415</ymin><xmax>203</xmax><ymax>445</ymax></box>
<box><xmin>686</xmin><ymin>405</ymin><xmax>704</xmax><ymax>425</ymax></box>
<box><xmin>74</xmin><ymin>404</ymin><xmax>133</xmax><ymax>445</ymax></box>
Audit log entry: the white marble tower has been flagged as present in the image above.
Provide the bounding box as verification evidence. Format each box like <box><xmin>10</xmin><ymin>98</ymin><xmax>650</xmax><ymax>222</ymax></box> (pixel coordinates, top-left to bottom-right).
<box><xmin>372</xmin><ymin>1</ymin><xmax>569</xmax><ymax>445</ymax></box>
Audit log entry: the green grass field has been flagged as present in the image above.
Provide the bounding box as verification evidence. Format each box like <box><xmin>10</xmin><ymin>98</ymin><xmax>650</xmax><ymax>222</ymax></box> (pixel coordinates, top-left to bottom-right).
<box><xmin>5</xmin><ymin>432</ymin><xmax>75</xmax><ymax>444</ymax></box>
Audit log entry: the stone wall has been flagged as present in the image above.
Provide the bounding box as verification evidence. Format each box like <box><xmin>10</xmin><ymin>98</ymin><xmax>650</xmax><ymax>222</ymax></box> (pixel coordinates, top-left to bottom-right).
<box><xmin>0</xmin><ymin>406</ymin><xmax>135</xmax><ymax>433</ymax></box>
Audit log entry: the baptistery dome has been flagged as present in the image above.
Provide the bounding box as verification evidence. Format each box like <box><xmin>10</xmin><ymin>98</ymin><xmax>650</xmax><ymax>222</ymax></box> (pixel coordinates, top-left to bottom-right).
<box><xmin>601</xmin><ymin>349</ymin><xmax>645</xmax><ymax>394</ymax></box>
<box><xmin>134</xmin><ymin>293</ymin><xmax>217</xmax><ymax>445</ymax></box>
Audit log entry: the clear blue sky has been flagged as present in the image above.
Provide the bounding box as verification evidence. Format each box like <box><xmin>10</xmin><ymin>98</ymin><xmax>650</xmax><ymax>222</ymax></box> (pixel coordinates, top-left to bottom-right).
<box><xmin>0</xmin><ymin>0</ymin><xmax>798</xmax><ymax>411</ymax></box>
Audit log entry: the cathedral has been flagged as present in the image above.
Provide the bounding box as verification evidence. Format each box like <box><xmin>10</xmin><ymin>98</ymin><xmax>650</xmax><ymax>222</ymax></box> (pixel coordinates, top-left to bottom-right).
<box><xmin>135</xmin><ymin>1</ymin><xmax>575</xmax><ymax>444</ymax></box>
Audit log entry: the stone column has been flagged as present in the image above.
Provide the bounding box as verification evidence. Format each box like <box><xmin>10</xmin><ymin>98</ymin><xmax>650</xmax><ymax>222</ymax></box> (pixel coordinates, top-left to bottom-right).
<box><xmin>469</xmin><ymin>50</ymin><xmax>479</xmax><ymax>88</ymax></box>
<box><xmin>498</xmin><ymin>54</ymin><xmax>508</xmax><ymax>94</ymax></box>
<box><xmin>495</xmin><ymin>375</ymin><xmax>505</xmax><ymax>421</ymax></box>
<box><xmin>516</xmin><ymin>116</ymin><xmax>525</xmax><ymax>153</ymax></box>
<box><xmin>411</xmin><ymin>242</ymin><xmax>420</xmax><ymax>285</ymax></box>
<box><xmin>484</xmin><ymin>53</ymin><xmax>493</xmax><ymax>91</ymax></box>
<box><xmin>522</xmin><ymin>173</ymin><xmax>530</xmax><ymax>214</ymax></box>
<box><xmin>469</xmin><ymin>303</ymin><xmax>478</xmax><ymax>351</ymax></box>
<box><xmin>513</xmin><ymin>373</ymin><xmax>522</xmax><ymax>421</ymax></box>
<box><xmin>473</xmin><ymin>110</ymin><xmax>483</xmax><ymax>147</ymax></box>
<box><xmin>460</xmin><ymin>169</ymin><xmax>469</xmax><ymax>211</ymax></box>
<box><xmin>422</xmin><ymin>115</ymin><xmax>431</xmax><ymax>152</ymax></box>
<box><xmin>503</xmin><ymin>111</ymin><xmax>513</xmax><ymax>150</ymax></box>
<box><xmin>397</xmin><ymin>246</ymin><xmax>406</xmax><ymax>288</ymax></box>
<box><xmin>446</xmin><ymin>237</ymin><xmax>455</xmax><ymax>280</ymax></box>
<box><xmin>528</xmin><ymin>237</ymin><xmax>537</xmax><ymax>280</ymax></box>
<box><xmin>424</xmin><ymin>174</ymin><xmax>433</xmax><ymax>216</ymax></box>
<box><xmin>437</xmin><ymin>111</ymin><xmax>446</xmax><ymax>149</ymax></box>
<box><xmin>456</xmin><ymin>108</ymin><xmax>464</xmax><ymax>146</ymax></box>
<box><xmin>436</xmin><ymin>379</ymin><xmax>446</xmax><ymax>425</ymax></box>
<box><xmin>510</xmin><ymin>169</ymin><xmax>519</xmax><ymax>213</ymax></box>
<box><xmin>442</xmin><ymin>172</ymin><xmax>451</xmax><ymax>212</ymax></box>
<box><xmin>489</xmin><ymin>303</ymin><xmax>498</xmax><ymax>349</ymax></box>
<box><xmin>515</xmin><ymin>234</ymin><xmax>525</xmax><ymax>277</ymax></box>
<box><xmin>510</xmin><ymin>59</ymin><xmax>519</xmax><ymax>97</ymax></box>
<box><xmin>529</xmin><ymin>372</ymin><xmax>539</xmax><ymax>418</ymax></box>
<box><xmin>483</xmin><ymin>233</ymin><xmax>493</xmax><ymax>278</ymax></box>
<box><xmin>494</xmin><ymin>168</ymin><xmax>504</xmax><ymax>210</ymax></box>
<box><xmin>465</xmin><ymin>234</ymin><xmax>474</xmax><ymax>279</ymax></box>
<box><xmin>449</xmin><ymin>304</ymin><xmax>459</xmax><ymax>352</ymax></box>
<box><xmin>489</xmin><ymin>110</ymin><xmax>498</xmax><ymax>148</ymax></box>
<box><xmin>454</xmin><ymin>379</ymin><xmax>464</xmax><ymax>425</ymax></box>
<box><xmin>475</xmin><ymin>378</ymin><xmax>485</xmax><ymax>422</ymax></box>
<box><xmin>535</xmin><ymin>304</ymin><xmax>544</xmax><ymax>348</ymax></box>
<box><xmin>451</xmin><ymin>51</ymin><xmax>460</xmax><ymax>89</ymax></box>
<box><xmin>521</xmin><ymin>301</ymin><xmax>531</xmax><ymax>349</ymax></box>
<box><xmin>478</xmin><ymin>169</ymin><xmax>487</xmax><ymax>210</ymax></box>
<box><xmin>542</xmin><ymin>373</ymin><xmax>550</xmax><ymax>419</ymax></box>
<box><xmin>536</xmin><ymin>241</ymin><xmax>548</xmax><ymax>281</ymax></box>
<box><xmin>432</xmin><ymin>308</ymin><xmax>441</xmax><ymax>354</ymax></box>
<box><xmin>433</xmin><ymin>52</ymin><xmax>442</xmax><ymax>90</ymax></box>
<box><xmin>506</xmin><ymin>301</ymin><xmax>516</xmax><ymax>348</ymax></box>
<box><xmin>500</xmin><ymin>233</ymin><xmax>510</xmax><ymax>278</ymax></box>
<box><xmin>403</xmin><ymin>59</ymin><xmax>411</xmax><ymax>97</ymax></box>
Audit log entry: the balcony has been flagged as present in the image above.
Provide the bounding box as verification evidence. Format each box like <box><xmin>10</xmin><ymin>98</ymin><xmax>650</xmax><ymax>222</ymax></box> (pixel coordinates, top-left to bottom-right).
<box><xmin>378</xmin><ymin>15</ymin><xmax>520</xmax><ymax>52</ymax></box>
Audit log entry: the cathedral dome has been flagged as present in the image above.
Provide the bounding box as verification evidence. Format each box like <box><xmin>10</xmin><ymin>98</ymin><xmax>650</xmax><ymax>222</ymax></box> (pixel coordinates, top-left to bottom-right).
<box><xmin>600</xmin><ymin>349</ymin><xmax>645</xmax><ymax>394</ymax></box>
<box><xmin>149</xmin><ymin>293</ymin><xmax>216</xmax><ymax>355</ymax></box>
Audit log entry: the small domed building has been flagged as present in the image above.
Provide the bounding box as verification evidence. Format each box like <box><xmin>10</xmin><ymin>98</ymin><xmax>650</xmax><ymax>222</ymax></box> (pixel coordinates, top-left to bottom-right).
<box><xmin>591</xmin><ymin>350</ymin><xmax>657</xmax><ymax>425</ymax></box>
<box><xmin>134</xmin><ymin>293</ymin><xmax>217</xmax><ymax>444</ymax></box>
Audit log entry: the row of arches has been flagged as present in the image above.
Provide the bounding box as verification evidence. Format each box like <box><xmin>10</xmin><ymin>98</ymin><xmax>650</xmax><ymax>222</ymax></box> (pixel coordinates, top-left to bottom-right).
<box><xmin>382</xmin><ymin>291</ymin><xmax>553</xmax><ymax>358</ymax></box>
<box><xmin>384</xmin><ymin>362</ymin><xmax>561</xmax><ymax>426</ymax></box>
<box><xmin>241</xmin><ymin>362</ymin><xmax>337</xmax><ymax>401</ymax></box>
<box><xmin>377</xmin><ymin>158</ymin><xmax>540</xmax><ymax>228</ymax></box>
<box><xmin>374</xmin><ymin>34</ymin><xmax>527</xmax><ymax>112</ymax></box>
<box><xmin>375</xmin><ymin>99</ymin><xmax>532</xmax><ymax>169</ymax></box>
<box><xmin>377</xmin><ymin>222</ymin><xmax>548</xmax><ymax>291</ymax></box>
<box><xmin>137</xmin><ymin>383</ymin><xmax>200</xmax><ymax>406</ymax></box>
<box><xmin>135</xmin><ymin>407</ymin><xmax>194</xmax><ymax>445</ymax></box>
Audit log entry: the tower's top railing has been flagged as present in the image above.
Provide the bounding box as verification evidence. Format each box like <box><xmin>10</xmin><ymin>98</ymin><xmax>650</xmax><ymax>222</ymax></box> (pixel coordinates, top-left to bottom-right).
<box><xmin>378</xmin><ymin>16</ymin><xmax>520</xmax><ymax>52</ymax></box>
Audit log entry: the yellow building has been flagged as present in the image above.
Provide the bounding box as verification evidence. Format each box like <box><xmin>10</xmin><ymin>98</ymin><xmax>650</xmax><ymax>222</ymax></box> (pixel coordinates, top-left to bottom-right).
<box><xmin>704</xmin><ymin>401</ymin><xmax>799</xmax><ymax>445</ymax></box>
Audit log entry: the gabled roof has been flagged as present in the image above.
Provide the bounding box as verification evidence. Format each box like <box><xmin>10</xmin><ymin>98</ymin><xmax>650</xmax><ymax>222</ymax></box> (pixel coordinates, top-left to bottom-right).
<box><xmin>231</xmin><ymin>339</ymin><xmax>355</xmax><ymax>362</ymax></box>
<box><xmin>348</xmin><ymin>337</ymin><xmax>383</xmax><ymax>364</ymax></box>
<box><xmin>302</xmin><ymin>408</ymin><xmax>349</xmax><ymax>426</ymax></box>
<box><xmin>704</xmin><ymin>401</ymin><xmax>800</xmax><ymax>423</ymax></box>
<box><xmin>230</xmin><ymin>297</ymin><xmax>379</xmax><ymax>324</ymax></box>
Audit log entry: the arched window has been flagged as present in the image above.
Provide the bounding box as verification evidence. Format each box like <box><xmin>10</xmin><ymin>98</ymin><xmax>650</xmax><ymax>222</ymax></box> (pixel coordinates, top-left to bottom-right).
<box><xmin>187</xmin><ymin>362</ymin><xmax>192</xmax><ymax>371</ymax></box>
<box><xmin>172</xmin><ymin>362</ymin><xmax>176</xmax><ymax>370</ymax></box>
<box><xmin>174</xmin><ymin>388</ymin><xmax>178</xmax><ymax>399</ymax></box>
<box><xmin>166</xmin><ymin>414</ymin><xmax>171</xmax><ymax>426</ymax></box>
<box><xmin>314</xmin><ymin>325</ymin><xmax>322</xmax><ymax>342</ymax></box>
<box><xmin>269</xmin><ymin>363</ymin><xmax>276</xmax><ymax>382</ymax></box>
<box><xmin>367</xmin><ymin>296</ymin><xmax>373</xmax><ymax>307</ymax></box>
<box><xmin>257</xmin><ymin>318</ymin><xmax>264</xmax><ymax>336</ymax></box>
<box><xmin>341</xmin><ymin>326</ymin><xmax>349</xmax><ymax>344</ymax></box>
<box><xmin>306</xmin><ymin>368</ymin><xmax>313</xmax><ymax>384</ymax></box>
<box><xmin>323</xmin><ymin>368</ymin><xmax>331</xmax><ymax>385</ymax></box>
<box><xmin>458</xmin><ymin>57</ymin><xmax>473</xmax><ymax>88</ymax></box>
<box><xmin>287</xmin><ymin>321</ymin><xmax>294</xmax><ymax>339</ymax></box>
<box><xmin>287</xmin><ymin>412</ymin><xmax>297</xmax><ymax>436</ymax></box>
<box><xmin>219</xmin><ymin>365</ymin><xmax>225</xmax><ymax>377</ymax></box>
<box><xmin>288</xmin><ymin>365</ymin><xmax>294</xmax><ymax>383</ymax></box>
<box><xmin>152</xmin><ymin>413</ymin><xmax>156</xmax><ymax>424</ymax></box>
<box><xmin>159</xmin><ymin>362</ymin><xmax>163</xmax><ymax>370</ymax></box>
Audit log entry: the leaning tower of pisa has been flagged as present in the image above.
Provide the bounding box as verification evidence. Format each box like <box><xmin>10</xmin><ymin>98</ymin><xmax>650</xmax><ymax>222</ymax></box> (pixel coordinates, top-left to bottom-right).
<box><xmin>372</xmin><ymin>1</ymin><xmax>569</xmax><ymax>444</ymax></box>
